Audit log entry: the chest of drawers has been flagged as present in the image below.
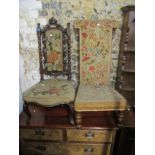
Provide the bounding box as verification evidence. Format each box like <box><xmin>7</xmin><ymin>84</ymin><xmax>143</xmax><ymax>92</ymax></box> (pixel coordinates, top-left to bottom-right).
<box><xmin>20</xmin><ymin>106</ymin><xmax>117</xmax><ymax>155</ymax></box>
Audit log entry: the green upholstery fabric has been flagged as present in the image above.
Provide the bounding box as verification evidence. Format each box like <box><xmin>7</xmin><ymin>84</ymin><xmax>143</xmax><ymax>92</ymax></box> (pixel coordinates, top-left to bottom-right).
<box><xmin>23</xmin><ymin>79</ymin><xmax>75</xmax><ymax>107</ymax></box>
<box><xmin>75</xmin><ymin>85</ymin><xmax>127</xmax><ymax>111</ymax></box>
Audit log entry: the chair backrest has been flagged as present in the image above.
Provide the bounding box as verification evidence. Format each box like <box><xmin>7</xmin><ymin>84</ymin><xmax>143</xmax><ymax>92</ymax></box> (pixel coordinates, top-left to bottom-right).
<box><xmin>75</xmin><ymin>20</ymin><xmax>118</xmax><ymax>86</ymax></box>
<box><xmin>37</xmin><ymin>17</ymin><xmax>71</xmax><ymax>81</ymax></box>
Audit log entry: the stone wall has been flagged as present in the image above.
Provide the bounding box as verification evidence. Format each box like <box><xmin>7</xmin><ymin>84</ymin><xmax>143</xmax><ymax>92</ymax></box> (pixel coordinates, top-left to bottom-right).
<box><xmin>19</xmin><ymin>0</ymin><xmax>135</xmax><ymax>112</ymax></box>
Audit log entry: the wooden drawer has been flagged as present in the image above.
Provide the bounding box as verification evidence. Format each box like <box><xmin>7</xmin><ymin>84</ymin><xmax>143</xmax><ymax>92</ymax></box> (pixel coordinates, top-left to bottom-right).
<box><xmin>20</xmin><ymin>128</ymin><xmax>63</xmax><ymax>141</ymax></box>
<box><xmin>63</xmin><ymin>143</ymin><xmax>111</xmax><ymax>155</ymax></box>
<box><xmin>21</xmin><ymin>142</ymin><xmax>111</xmax><ymax>155</ymax></box>
<box><xmin>21</xmin><ymin>141</ymin><xmax>61</xmax><ymax>155</ymax></box>
<box><xmin>67</xmin><ymin>129</ymin><xmax>114</xmax><ymax>142</ymax></box>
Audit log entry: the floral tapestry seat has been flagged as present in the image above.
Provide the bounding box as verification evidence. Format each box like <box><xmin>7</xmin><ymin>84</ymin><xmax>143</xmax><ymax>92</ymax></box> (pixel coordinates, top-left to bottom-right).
<box><xmin>23</xmin><ymin>79</ymin><xmax>75</xmax><ymax>107</ymax></box>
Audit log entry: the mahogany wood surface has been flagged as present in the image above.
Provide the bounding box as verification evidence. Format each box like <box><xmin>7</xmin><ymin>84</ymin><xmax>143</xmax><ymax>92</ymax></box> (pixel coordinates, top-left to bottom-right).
<box><xmin>114</xmin><ymin>6</ymin><xmax>135</xmax><ymax>155</ymax></box>
<box><xmin>118</xmin><ymin>111</ymin><xmax>135</xmax><ymax>128</ymax></box>
<box><xmin>113</xmin><ymin>111</ymin><xmax>135</xmax><ymax>155</ymax></box>
<box><xmin>20</xmin><ymin>106</ymin><xmax>118</xmax><ymax>155</ymax></box>
<box><xmin>115</xmin><ymin>5</ymin><xmax>135</xmax><ymax>108</ymax></box>
<box><xmin>20</xmin><ymin>105</ymin><xmax>117</xmax><ymax>130</ymax></box>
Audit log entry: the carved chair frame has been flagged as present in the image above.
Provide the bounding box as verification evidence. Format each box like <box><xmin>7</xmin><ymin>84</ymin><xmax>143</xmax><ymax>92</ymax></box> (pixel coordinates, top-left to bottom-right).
<box><xmin>37</xmin><ymin>17</ymin><xmax>71</xmax><ymax>80</ymax></box>
<box><xmin>23</xmin><ymin>17</ymin><xmax>74</xmax><ymax>125</ymax></box>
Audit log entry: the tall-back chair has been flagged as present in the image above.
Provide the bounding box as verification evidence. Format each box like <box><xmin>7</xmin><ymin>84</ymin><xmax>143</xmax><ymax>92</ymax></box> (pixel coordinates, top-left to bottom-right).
<box><xmin>74</xmin><ymin>20</ymin><xmax>128</xmax><ymax>128</ymax></box>
<box><xmin>23</xmin><ymin>17</ymin><xmax>75</xmax><ymax>124</ymax></box>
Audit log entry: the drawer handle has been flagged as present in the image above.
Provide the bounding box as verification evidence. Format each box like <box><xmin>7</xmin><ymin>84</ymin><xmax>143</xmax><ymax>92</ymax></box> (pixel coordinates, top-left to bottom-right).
<box><xmin>36</xmin><ymin>145</ymin><xmax>46</xmax><ymax>151</ymax></box>
<box><xmin>84</xmin><ymin>147</ymin><xmax>94</xmax><ymax>153</ymax></box>
<box><xmin>35</xmin><ymin>129</ymin><xmax>45</xmax><ymax>136</ymax></box>
<box><xmin>85</xmin><ymin>132</ymin><xmax>94</xmax><ymax>139</ymax></box>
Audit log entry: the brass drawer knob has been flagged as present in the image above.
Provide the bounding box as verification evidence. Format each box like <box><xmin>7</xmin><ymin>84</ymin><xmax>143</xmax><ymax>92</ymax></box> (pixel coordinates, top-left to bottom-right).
<box><xmin>84</xmin><ymin>147</ymin><xmax>94</xmax><ymax>153</ymax></box>
<box><xmin>34</xmin><ymin>129</ymin><xmax>45</xmax><ymax>136</ymax></box>
<box><xmin>85</xmin><ymin>132</ymin><xmax>94</xmax><ymax>139</ymax></box>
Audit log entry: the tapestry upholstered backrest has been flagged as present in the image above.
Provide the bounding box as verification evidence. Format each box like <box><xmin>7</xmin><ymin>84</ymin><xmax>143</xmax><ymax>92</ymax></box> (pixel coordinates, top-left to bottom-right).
<box><xmin>37</xmin><ymin>17</ymin><xmax>71</xmax><ymax>80</ymax></box>
<box><xmin>75</xmin><ymin>20</ymin><xmax>119</xmax><ymax>86</ymax></box>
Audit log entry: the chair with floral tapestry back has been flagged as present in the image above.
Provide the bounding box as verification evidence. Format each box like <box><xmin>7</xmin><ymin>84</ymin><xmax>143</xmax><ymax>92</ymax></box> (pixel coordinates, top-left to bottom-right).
<box><xmin>23</xmin><ymin>17</ymin><xmax>75</xmax><ymax>125</ymax></box>
<box><xmin>74</xmin><ymin>19</ymin><xmax>129</xmax><ymax>128</ymax></box>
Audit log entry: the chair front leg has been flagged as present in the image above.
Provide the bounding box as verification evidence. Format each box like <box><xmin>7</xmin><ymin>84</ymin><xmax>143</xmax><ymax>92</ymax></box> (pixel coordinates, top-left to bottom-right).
<box><xmin>23</xmin><ymin>102</ymin><xmax>31</xmax><ymax>125</ymax></box>
<box><xmin>68</xmin><ymin>103</ymin><xmax>75</xmax><ymax>125</ymax></box>
<box><xmin>75</xmin><ymin>111</ymin><xmax>82</xmax><ymax>128</ymax></box>
<box><xmin>117</xmin><ymin>111</ymin><xmax>125</xmax><ymax>124</ymax></box>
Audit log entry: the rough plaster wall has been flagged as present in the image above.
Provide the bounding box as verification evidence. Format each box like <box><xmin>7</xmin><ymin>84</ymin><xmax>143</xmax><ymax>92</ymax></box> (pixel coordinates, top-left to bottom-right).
<box><xmin>19</xmin><ymin>0</ymin><xmax>135</xmax><ymax>113</ymax></box>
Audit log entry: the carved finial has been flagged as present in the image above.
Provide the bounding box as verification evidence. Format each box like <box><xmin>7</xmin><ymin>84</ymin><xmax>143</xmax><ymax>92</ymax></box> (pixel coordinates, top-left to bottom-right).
<box><xmin>49</xmin><ymin>17</ymin><xmax>57</xmax><ymax>25</ymax></box>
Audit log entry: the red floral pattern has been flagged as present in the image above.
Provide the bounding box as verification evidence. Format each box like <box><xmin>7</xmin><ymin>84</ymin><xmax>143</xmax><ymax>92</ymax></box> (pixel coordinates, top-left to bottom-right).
<box><xmin>89</xmin><ymin>66</ymin><xmax>95</xmax><ymax>72</ymax></box>
<box><xmin>82</xmin><ymin>32</ymin><xmax>87</xmax><ymax>39</ymax></box>
<box><xmin>75</xmin><ymin>20</ymin><xmax>118</xmax><ymax>85</ymax></box>
<box><xmin>82</xmin><ymin>56</ymin><xmax>90</xmax><ymax>61</ymax></box>
<box><xmin>46</xmin><ymin>29</ymin><xmax>63</xmax><ymax>71</ymax></box>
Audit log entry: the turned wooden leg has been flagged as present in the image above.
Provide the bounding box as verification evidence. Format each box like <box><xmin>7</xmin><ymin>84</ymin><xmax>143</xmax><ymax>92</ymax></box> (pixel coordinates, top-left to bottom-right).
<box><xmin>117</xmin><ymin>111</ymin><xmax>125</xmax><ymax>124</ymax></box>
<box><xmin>68</xmin><ymin>103</ymin><xmax>75</xmax><ymax>125</ymax></box>
<box><xmin>23</xmin><ymin>102</ymin><xmax>31</xmax><ymax>125</ymax></box>
<box><xmin>75</xmin><ymin>111</ymin><xmax>82</xmax><ymax>128</ymax></box>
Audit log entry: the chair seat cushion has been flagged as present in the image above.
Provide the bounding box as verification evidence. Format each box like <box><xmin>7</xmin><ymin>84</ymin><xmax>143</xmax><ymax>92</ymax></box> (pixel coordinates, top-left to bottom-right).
<box><xmin>23</xmin><ymin>79</ymin><xmax>75</xmax><ymax>107</ymax></box>
<box><xmin>75</xmin><ymin>85</ymin><xmax>127</xmax><ymax>112</ymax></box>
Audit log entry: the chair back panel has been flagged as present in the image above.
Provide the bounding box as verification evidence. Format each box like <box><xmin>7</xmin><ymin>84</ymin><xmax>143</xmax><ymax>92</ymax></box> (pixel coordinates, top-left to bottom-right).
<box><xmin>37</xmin><ymin>17</ymin><xmax>71</xmax><ymax>80</ymax></box>
<box><xmin>75</xmin><ymin>20</ymin><xmax>118</xmax><ymax>86</ymax></box>
<box><xmin>45</xmin><ymin>29</ymin><xmax>63</xmax><ymax>72</ymax></box>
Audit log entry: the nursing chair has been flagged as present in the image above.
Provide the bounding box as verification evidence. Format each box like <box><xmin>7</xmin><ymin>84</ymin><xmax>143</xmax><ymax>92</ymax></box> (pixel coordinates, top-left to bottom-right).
<box><xmin>74</xmin><ymin>20</ymin><xmax>128</xmax><ymax>128</ymax></box>
<box><xmin>23</xmin><ymin>17</ymin><xmax>75</xmax><ymax>125</ymax></box>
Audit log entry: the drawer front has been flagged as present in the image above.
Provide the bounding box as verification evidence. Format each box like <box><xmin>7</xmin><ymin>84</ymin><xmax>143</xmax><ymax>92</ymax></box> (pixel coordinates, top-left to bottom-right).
<box><xmin>22</xmin><ymin>141</ymin><xmax>60</xmax><ymax>155</ymax></box>
<box><xmin>67</xmin><ymin>129</ymin><xmax>114</xmax><ymax>142</ymax></box>
<box><xmin>21</xmin><ymin>142</ymin><xmax>111</xmax><ymax>155</ymax></box>
<box><xmin>20</xmin><ymin>128</ymin><xmax>63</xmax><ymax>141</ymax></box>
<box><xmin>63</xmin><ymin>143</ymin><xmax>111</xmax><ymax>155</ymax></box>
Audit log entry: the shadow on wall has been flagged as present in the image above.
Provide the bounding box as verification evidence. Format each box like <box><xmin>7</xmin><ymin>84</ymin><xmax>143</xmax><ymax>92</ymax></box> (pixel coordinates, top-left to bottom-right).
<box><xmin>19</xmin><ymin>53</ymin><xmax>25</xmax><ymax>114</ymax></box>
<box><xmin>19</xmin><ymin>85</ymin><xmax>23</xmax><ymax>114</ymax></box>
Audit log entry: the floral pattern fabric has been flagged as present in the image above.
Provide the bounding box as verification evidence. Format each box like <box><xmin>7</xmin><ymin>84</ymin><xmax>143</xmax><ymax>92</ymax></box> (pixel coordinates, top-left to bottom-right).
<box><xmin>45</xmin><ymin>29</ymin><xmax>63</xmax><ymax>71</ymax></box>
<box><xmin>75</xmin><ymin>85</ymin><xmax>127</xmax><ymax>111</ymax></box>
<box><xmin>75</xmin><ymin>20</ymin><xmax>119</xmax><ymax>85</ymax></box>
<box><xmin>23</xmin><ymin>79</ymin><xmax>75</xmax><ymax>107</ymax></box>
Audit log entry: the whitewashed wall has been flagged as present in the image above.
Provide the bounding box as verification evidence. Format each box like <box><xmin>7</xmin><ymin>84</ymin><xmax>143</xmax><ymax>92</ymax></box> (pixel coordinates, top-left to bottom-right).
<box><xmin>19</xmin><ymin>0</ymin><xmax>135</xmax><ymax>113</ymax></box>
